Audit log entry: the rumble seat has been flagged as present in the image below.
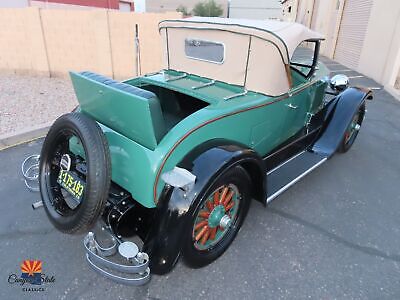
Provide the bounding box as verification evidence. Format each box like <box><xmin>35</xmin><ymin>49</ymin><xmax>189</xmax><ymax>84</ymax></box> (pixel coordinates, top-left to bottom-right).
<box><xmin>70</xmin><ymin>71</ymin><xmax>166</xmax><ymax>150</ymax></box>
<box><xmin>79</xmin><ymin>71</ymin><xmax>155</xmax><ymax>100</ymax></box>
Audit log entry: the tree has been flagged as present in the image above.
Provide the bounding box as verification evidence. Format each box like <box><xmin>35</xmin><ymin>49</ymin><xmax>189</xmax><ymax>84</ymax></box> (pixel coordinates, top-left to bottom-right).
<box><xmin>176</xmin><ymin>5</ymin><xmax>190</xmax><ymax>17</ymax></box>
<box><xmin>192</xmin><ymin>0</ymin><xmax>223</xmax><ymax>17</ymax></box>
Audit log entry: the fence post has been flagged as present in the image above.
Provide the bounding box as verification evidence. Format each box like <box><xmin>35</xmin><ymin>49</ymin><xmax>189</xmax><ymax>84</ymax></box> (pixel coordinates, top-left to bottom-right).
<box><xmin>38</xmin><ymin>8</ymin><xmax>51</xmax><ymax>77</ymax></box>
<box><xmin>135</xmin><ymin>23</ymin><xmax>141</xmax><ymax>76</ymax></box>
<box><xmin>106</xmin><ymin>10</ymin><xmax>115</xmax><ymax>79</ymax></box>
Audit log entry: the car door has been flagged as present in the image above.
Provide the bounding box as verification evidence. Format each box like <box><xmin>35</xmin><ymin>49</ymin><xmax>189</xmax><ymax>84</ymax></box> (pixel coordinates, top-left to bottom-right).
<box><xmin>282</xmin><ymin>84</ymin><xmax>312</xmax><ymax>139</ymax></box>
<box><xmin>251</xmin><ymin>96</ymin><xmax>299</xmax><ymax>155</ymax></box>
<box><xmin>280</xmin><ymin>40</ymin><xmax>322</xmax><ymax>140</ymax></box>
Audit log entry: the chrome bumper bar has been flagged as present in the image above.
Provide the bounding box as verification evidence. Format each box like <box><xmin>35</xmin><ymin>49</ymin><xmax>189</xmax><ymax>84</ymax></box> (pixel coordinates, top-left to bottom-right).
<box><xmin>83</xmin><ymin>232</ymin><xmax>150</xmax><ymax>285</ymax></box>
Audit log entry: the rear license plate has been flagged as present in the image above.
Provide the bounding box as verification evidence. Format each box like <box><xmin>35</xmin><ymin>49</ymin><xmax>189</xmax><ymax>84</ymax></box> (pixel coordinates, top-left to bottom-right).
<box><xmin>57</xmin><ymin>169</ymin><xmax>85</xmax><ymax>201</ymax></box>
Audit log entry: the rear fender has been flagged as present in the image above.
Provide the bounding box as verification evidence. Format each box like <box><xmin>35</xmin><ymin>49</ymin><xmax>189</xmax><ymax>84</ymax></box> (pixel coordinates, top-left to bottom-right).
<box><xmin>312</xmin><ymin>87</ymin><xmax>372</xmax><ymax>157</ymax></box>
<box><xmin>143</xmin><ymin>140</ymin><xmax>265</xmax><ymax>274</ymax></box>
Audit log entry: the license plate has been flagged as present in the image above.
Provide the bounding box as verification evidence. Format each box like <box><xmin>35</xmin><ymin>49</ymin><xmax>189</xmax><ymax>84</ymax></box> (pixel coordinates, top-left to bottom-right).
<box><xmin>57</xmin><ymin>169</ymin><xmax>85</xmax><ymax>201</ymax></box>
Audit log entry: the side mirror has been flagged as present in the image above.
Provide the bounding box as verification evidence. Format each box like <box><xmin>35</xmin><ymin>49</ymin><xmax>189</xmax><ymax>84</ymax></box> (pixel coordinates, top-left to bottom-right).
<box><xmin>330</xmin><ymin>74</ymin><xmax>349</xmax><ymax>91</ymax></box>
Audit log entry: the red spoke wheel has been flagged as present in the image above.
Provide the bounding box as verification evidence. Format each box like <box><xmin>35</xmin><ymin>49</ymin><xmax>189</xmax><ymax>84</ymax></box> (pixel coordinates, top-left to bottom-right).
<box><xmin>338</xmin><ymin>103</ymin><xmax>365</xmax><ymax>153</ymax></box>
<box><xmin>182</xmin><ymin>166</ymin><xmax>251</xmax><ymax>268</ymax></box>
<box><xmin>192</xmin><ymin>184</ymin><xmax>240</xmax><ymax>250</ymax></box>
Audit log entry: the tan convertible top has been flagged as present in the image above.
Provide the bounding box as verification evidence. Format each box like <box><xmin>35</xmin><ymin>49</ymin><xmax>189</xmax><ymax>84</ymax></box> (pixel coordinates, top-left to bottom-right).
<box><xmin>159</xmin><ymin>17</ymin><xmax>324</xmax><ymax>96</ymax></box>
<box><xmin>160</xmin><ymin>17</ymin><xmax>323</xmax><ymax>63</ymax></box>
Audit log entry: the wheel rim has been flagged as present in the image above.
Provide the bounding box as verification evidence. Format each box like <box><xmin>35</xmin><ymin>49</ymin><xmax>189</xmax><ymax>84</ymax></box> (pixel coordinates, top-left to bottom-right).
<box><xmin>43</xmin><ymin>129</ymin><xmax>87</xmax><ymax>216</ymax></box>
<box><xmin>344</xmin><ymin>111</ymin><xmax>361</xmax><ymax>144</ymax></box>
<box><xmin>192</xmin><ymin>184</ymin><xmax>240</xmax><ymax>250</ymax></box>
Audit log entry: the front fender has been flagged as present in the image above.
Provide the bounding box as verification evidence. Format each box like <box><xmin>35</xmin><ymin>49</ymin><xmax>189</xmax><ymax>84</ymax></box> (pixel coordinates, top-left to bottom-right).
<box><xmin>143</xmin><ymin>141</ymin><xmax>265</xmax><ymax>274</ymax></box>
<box><xmin>312</xmin><ymin>87</ymin><xmax>372</xmax><ymax>157</ymax></box>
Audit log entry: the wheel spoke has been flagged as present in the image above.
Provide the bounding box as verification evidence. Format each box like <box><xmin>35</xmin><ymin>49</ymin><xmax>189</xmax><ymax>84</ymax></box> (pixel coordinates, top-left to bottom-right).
<box><xmin>194</xmin><ymin>220</ymin><xmax>208</xmax><ymax>231</ymax></box>
<box><xmin>210</xmin><ymin>227</ymin><xmax>217</xmax><ymax>240</ymax></box>
<box><xmin>222</xmin><ymin>190</ymin><xmax>234</xmax><ymax>206</ymax></box>
<box><xmin>199</xmin><ymin>211</ymin><xmax>210</xmax><ymax>218</ymax></box>
<box><xmin>225</xmin><ymin>200</ymin><xmax>235</xmax><ymax>211</ymax></box>
<box><xmin>206</xmin><ymin>201</ymin><xmax>214</xmax><ymax>212</ymax></box>
<box><xmin>219</xmin><ymin>186</ymin><xmax>229</xmax><ymax>204</ymax></box>
<box><xmin>213</xmin><ymin>189</ymin><xmax>220</xmax><ymax>206</ymax></box>
<box><xmin>195</xmin><ymin>225</ymin><xmax>208</xmax><ymax>241</ymax></box>
<box><xmin>200</xmin><ymin>227</ymin><xmax>211</xmax><ymax>245</ymax></box>
<box><xmin>193</xmin><ymin>183</ymin><xmax>240</xmax><ymax>250</ymax></box>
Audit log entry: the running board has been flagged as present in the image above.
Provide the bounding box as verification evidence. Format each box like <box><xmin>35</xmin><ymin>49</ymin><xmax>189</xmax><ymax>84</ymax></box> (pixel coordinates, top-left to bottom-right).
<box><xmin>266</xmin><ymin>151</ymin><xmax>328</xmax><ymax>203</ymax></box>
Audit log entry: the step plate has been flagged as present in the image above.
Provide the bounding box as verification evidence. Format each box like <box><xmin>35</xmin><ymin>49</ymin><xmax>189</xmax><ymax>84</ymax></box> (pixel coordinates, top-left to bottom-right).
<box><xmin>266</xmin><ymin>151</ymin><xmax>327</xmax><ymax>203</ymax></box>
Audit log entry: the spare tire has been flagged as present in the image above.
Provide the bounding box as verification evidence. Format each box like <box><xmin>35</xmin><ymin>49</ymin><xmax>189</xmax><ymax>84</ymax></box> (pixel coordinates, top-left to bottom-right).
<box><xmin>39</xmin><ymin>113</ymin><xmax>111</xmax><ymax>234</ymax></box>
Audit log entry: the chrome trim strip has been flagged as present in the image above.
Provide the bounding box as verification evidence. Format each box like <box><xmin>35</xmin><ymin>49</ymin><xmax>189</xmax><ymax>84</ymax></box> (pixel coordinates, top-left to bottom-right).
<box><xmin>86</xmin><ymin>255</ymin><xmax>150</xmax><ymax>286</ymax></box>
<box><xmin>144</xmin><ymin>71</ymin><xmax>162</xmax><ymax>77</ymax></box>
<box><xmin>165</xmin><ymin>73</ymin><xmax>188</xmax><ymax>82</ymax></box>
<box><xmin>267</xmin><ymin>150</ymin><xmax>306</xmax><ymax>175</ymax></box>
<box><xmin>224</xmin><ymin>90</ymin><xmax>248</xmax><ymax>100</ymax></box>
<box><xmin>267</xmin><ymin>157</ymin><xmax>327</xmax><ymax>203</ymax></box>
<box><xmin>192</xmin><ymin>79</ymin><xmax>216</xmax><ymax>90</ymax></box>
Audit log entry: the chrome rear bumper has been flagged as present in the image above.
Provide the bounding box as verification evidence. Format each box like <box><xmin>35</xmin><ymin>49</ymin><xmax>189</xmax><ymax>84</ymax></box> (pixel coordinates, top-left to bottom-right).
<box><xmin>83</xmin><ymin>231</ymin><xmax>150</xmax><ymax>285</ymax></box>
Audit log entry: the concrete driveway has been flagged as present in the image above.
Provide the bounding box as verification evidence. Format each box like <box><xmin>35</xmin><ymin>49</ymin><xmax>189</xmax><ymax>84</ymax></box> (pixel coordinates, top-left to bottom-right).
<box><xmin>0</xmin><ymin>61</ymin><xmax>400</xmax><ymax>299</ymax></box>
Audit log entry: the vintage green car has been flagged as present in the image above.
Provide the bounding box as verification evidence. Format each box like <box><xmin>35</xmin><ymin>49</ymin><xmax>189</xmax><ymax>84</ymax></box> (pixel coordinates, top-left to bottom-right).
<box><xmin>38</xmin><ymin>17</ymin><xmax>372</xmax><ymax>284</ymax></box>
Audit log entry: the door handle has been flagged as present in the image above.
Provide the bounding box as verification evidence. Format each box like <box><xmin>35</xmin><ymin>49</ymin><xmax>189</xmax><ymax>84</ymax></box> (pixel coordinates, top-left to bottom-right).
<box><xmin>286</xmin><ymin>103</ymin><xmax>298</xmax><ymax>109</ymax></box>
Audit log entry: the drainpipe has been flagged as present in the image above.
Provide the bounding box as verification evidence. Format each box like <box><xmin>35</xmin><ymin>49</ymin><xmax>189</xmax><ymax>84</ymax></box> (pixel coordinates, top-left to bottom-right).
<box><xmin>309</xmin><ymin>0</ymin><xmax>316</xmax><ymax>28</ymax></box>
<box><xmin>227</xmin><ymin>0</ymin><xmax>231</xmax><ymax>18</ymax></box>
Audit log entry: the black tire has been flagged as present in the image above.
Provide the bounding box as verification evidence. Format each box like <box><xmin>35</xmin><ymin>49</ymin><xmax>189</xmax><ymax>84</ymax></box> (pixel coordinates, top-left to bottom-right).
<box><xmin>338</xmin><ymin>103</ymin><xmax>365</xmax><ymax>153</ymax></box>
<box><xmin>182</xmin><ymin>166</ymin><xmax>251</xmax><ymax>268</ymax></box>
<box><xmin>39</xmin><ymin>113</ymin><xmax>111</xmax><ymax>234</ymax></box>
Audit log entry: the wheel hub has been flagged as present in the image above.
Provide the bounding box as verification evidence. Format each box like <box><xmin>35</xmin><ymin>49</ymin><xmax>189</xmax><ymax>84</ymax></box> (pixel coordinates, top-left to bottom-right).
<box><xmin>208</xmin><ymin>205</ymin><xmax>225</xmax><ymax>228</ymax></box>
<box><xmin>192</xmin><ymin>184</ymin><xmax>240</xmax><ymax>250</ymax></box>
<box><xmin>219</xmin><ymin>214</ymin><xmax>231</xmax><ymax>228</ymax></box>
<box><xmin>345</xmin><ymin>113</ymin><xmax>360</xmax><ymax>144</ymax></box>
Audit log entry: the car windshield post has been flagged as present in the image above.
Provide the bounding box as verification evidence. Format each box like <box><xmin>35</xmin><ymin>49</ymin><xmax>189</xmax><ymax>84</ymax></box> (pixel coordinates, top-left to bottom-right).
<box><xmin>290</xmin><ymin>40</ymin><xmax>320</xmax><ymax>79</ymax></box>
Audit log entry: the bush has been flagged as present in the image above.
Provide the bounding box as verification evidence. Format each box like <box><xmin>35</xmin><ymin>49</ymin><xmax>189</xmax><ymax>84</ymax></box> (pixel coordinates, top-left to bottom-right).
<box><xmin>176</xmin><ymin>5</ymin><xmax>191</xmax><ymax>17</ymax></box>
<box><xmin>192</xmin><ymin>0</ymin><xmax>223</xmax><ymax>17</ymax></box>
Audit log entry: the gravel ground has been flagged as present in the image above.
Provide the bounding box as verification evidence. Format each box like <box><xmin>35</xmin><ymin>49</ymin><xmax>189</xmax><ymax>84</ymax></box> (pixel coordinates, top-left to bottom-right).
<box><xmin>0</xmin><ymin>73</ymin><xmax>77</xmax><ymax>136</ymax></box>
<box><xmin>0</xmin><ymin>68</ymin><xmax>398</xmax><ymax>137</ymax></box>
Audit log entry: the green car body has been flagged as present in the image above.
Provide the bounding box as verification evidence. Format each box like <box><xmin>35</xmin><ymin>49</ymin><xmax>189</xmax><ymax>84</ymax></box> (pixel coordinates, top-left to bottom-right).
<box><xmin>70</xmin><ymin>63</ymin><xmax>329</xmax><ymax>209</ymax></box>
<box><xmin>38</xmin><ymin>17</ymin><xmax>373</xmax><ymax>280</ymax></box>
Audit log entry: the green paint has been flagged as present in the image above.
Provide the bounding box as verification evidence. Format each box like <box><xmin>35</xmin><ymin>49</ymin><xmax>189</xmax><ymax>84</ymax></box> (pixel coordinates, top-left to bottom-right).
<box><xmin>69</xmin><ymin>64</ymin><xmax>329</xmax><ymax>208</ymax></box>
<box><xmin>70</xmin><ymin>72</ymin><xmax>165</xmax><ymax>150</ymax></box>
<box><xmin>208</xmin><ymin>205</ymin><xmax>225</xmax><ymax>228</ymax></box>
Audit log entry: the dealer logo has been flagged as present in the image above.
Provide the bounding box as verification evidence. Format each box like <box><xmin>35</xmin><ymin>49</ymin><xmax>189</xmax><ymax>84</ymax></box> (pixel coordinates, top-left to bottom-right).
<box><xmin>8</xmin><ymin>260</ymin><xmax>55</xmax><ymax>292</ymax></box>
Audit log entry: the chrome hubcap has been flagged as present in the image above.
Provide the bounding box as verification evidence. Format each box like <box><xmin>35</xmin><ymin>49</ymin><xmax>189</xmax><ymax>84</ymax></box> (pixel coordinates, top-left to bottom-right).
<box><xmin>219</xmin><ymin>215</ymin><xmax>231</xmax><ymax>228</ymax></box>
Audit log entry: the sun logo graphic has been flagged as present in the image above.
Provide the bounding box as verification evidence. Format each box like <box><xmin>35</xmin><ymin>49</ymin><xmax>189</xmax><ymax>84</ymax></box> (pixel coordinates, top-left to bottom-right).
<box><xmin>20</xmin><ymin>260</ymin><xmax>42</xmax><ymax>285</ymax></box>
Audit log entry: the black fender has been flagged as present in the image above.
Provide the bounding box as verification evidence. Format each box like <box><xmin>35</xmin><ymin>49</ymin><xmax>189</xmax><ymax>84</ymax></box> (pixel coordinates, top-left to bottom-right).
<box><xmin>312</xmin><ymin>87</ymin><xmax>372</xmax><ymax>157</ymax></box>
<box><xmin>143</xmin><ymin>140</ymin><xmax>265</xmax><ymax>274</ymax></box>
